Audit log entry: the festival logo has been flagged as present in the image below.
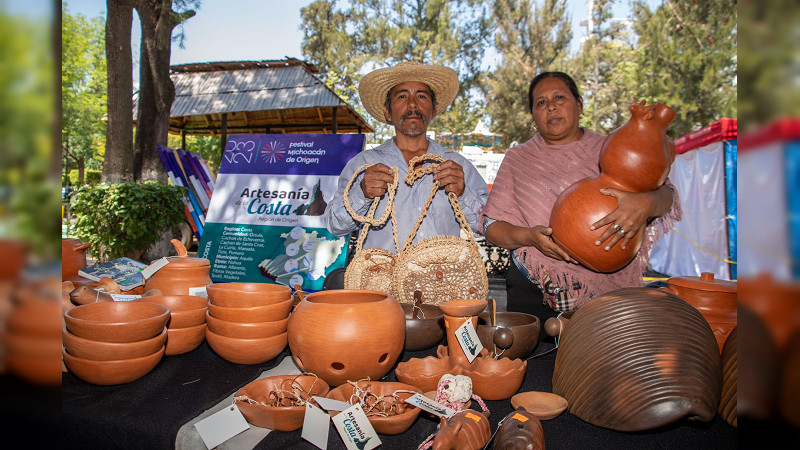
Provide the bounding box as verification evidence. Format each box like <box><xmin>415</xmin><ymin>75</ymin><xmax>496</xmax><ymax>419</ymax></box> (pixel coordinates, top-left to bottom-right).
<box><xmin>260</xmin><ymin>140</ymin><xmax>287</xmax><ymax>164</ymax></box>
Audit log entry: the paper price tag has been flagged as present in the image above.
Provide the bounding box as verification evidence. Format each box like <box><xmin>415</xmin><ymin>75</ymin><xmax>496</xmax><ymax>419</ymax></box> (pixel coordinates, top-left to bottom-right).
<box><xmin>302</xmin><ymin>403</ymin><xmax>330</xmax><ymax>450</ymax></box>
<box><xmin>331</xmin><ymin>403</ymin><xmax>381</xmax><ymax>450</ymax></box>
<box><xmin>404</xmin><ymin>393</ymin><xmax>456</xmax><ymax>418</ymax></box>
<box><xmin>313</xmin><ymin>396</ymin><xmax>352</xmax><ymax>412</ymax></box>
<box><xmin>141</xmin><ymin>257</ymin><xmax>169</xmax><ymax>280</ymax></box>
<box><xmin>188</xmin><ymin>286</ymin><xmax>208</xmax><ymax>298</ymax></box>
<box><xmin>109</xmin><ymin>294</ymin><xmax>142</xmax><ymax>302</ymax></box>
<box><xmin>194</xmin><ymin>404</ymin><xmax>249</xmax><ymax>449</ymax></box>
<box><xmin>456</xmin><ymin>317</ymin><xmax>483</xmax><ymax>363</ymax></box>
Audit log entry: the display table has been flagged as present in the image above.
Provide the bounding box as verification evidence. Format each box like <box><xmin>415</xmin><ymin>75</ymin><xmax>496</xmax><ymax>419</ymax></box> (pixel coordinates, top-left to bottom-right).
<box><xmin>63</xmin><ymin>339</ymin><xmax>737</xmax><ymax>449</ymax></box>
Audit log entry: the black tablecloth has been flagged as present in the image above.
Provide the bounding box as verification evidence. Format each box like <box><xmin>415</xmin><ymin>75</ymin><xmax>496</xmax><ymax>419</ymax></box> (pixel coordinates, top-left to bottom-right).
<box><xmin>62</xmin><ymin>337</ymin><xmax>738</xmax><ymax>449</ymax></box>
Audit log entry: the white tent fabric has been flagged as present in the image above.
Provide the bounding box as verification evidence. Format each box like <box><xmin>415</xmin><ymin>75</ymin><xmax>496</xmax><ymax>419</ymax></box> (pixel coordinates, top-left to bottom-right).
<box><xmin>649</xmin><ymin>141</ymin><xmax>732</xmax><ymax>279</ymax></box>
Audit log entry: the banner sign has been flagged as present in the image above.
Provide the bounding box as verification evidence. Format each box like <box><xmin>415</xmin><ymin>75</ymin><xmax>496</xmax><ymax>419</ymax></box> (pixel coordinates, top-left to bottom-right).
<box><xmin>199</xmin><ymin>134</ymin><xmax>364</xmax><ymax>291</ymax></box>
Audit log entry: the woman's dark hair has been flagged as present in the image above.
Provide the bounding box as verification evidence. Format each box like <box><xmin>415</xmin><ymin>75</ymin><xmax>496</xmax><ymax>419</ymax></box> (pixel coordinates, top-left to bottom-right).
<box><xmin>527</xmin><ymin>71</ymin><xmax>582</xmax><ymax>113</ymax></box>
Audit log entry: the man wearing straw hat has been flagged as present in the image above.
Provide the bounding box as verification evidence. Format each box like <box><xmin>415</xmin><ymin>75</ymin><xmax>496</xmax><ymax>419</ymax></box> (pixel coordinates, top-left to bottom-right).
<box><xmin>325</xmin><ymin>61</ymin><xmax>489</xmax><ymax>256</ymax></box>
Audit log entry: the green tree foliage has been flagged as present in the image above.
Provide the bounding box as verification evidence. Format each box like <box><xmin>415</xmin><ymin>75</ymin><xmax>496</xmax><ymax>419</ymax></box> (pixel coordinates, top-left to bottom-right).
<box><xmin>568</xmin><ymin>0</ymin><xmax>638</xmax><ymax>134</ymax></box>
<box><xmin>71</xmin><ymin>181</ymin><xmax>187</xmax><ymax>261</ymax></box>
<box><xmin>630</xmin><ymin>0</ymin><xmax>737</xmax><ymax>138</ymax></box>
<box><xmin>167</xmin><ymin>134</ymin><xmax>222</xmax><ymax>174</ymax></box>
<box><xmin>486</xmin><ymin>0</ymin><xmax>573</xmax><ymax>146</ymax></box>
<box><xmin>300</xmin><ymin>0</ymin><xmax>491</xmax><ymax>142</ymax></box>
<box><xmin>62</xmin><ymin>2</ymin><xmax>107</xmax><ymax>184</ymax></box>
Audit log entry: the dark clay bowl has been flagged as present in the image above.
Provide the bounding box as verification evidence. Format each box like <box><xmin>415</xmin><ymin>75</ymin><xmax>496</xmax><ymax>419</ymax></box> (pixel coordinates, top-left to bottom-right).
<box><xmin>401</xmin><ymin>303</ymin><xmax>445</xmax><ymax>351</ymax></box>
<box><xmin>476</xmin><ymin>311</ymin><xmax>540</xmax><ymax>360</ymax></box>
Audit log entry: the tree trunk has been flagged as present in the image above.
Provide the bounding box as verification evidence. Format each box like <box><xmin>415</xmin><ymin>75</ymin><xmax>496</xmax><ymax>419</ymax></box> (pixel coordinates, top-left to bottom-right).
<box><xmin>103</xmin><ymin>0</ymin><xmax>135</xmax><ymax>183</ymax></box>
<box><xmin>134</xmin><ymin>0</ymin><xmax>195</xmax><ymax>182</ymax></box>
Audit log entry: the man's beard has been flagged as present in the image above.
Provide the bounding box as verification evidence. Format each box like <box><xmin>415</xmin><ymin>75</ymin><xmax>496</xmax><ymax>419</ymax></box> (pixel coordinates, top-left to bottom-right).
<box><xmin>399</xmin><ymin>110</ymin><xmax>428</xmax><ymax>136</ymax></box>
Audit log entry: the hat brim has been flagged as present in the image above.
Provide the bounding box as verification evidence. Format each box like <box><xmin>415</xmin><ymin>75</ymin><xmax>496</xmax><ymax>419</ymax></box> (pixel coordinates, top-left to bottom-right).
<box><xmin>358</xmin><ymin>63</ymin><xmax>459</xmax><ymax>124</ymax></box>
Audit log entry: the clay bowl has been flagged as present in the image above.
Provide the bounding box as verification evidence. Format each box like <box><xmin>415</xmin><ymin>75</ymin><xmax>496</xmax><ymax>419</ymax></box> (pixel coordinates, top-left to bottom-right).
<box><xmin>438</xmin><ymin>299</ymin><xmax>488</xmax><ymax>318</ymax></box>
<box><xmin>234</xmin><ymin>375</ymin><xmax>331</xmax><ymax>431</ymax></box>
<box><xmin>62</xmin><ymin>325</ymin><xmax>167</xmax><ymax>361</ymax></box>
<box><xmin>63</xmin><ymin>301</ymin><xmax>170</xmax><ymax>343</ymax></box>
<box><xmin>133</xmin><ymin>295</ymin><xmax>208</xmax><ymax>329</ymax></box>
<box><xmin>165</xmin><ymin>323</ymin><xmax>207</xmax><ymax>356</ymax></box>
<box><xmin>476</xmin><ymin>312</ymin><xmax>541</xmax><ymax>360</ymax></box>
<box><xmin>206</xmin><ymin>282</ymin><xmax>292</xmax><ymax>308</ymax></box>
<box><xmin>6</xmin><ymin>300</ymin><xmax>62</xmax><ymax>339</ymax></box>
<box><xmin>207</xmin><ymin>297</ymin><xmax>293</xmax><ymax>323</ymax></box>
<box><xmin>7</xmin><ymin>351</ymin><xmax>63</xmax><ymax>386</ymax></box>
<box><xmin>327</xmin><ymin>380</ymin><xmax>422</xmax><ymax>435</ymax></box>
<box><xmin>401</xmin><ymin>303</ymin><xmax>445</xmax><ymax>351</ymax></box>
<box><xmin>510</xmin><ymin>391</ymin><xmax>569</xmax><ymax>420</ymax></box>
<box><xmin>62</xmin><ymin>346</ymin><xmax>165</xmax><ymax>385</ymax></box>
<box><xmin>206</xmin><ymin>312</ymin><xmax>289</xmax><ymax>339</ymax></box>
<box><xmin>206</xmin><ymin>329</ymin><xmax>287</xmax><ymax>365</ymax></box>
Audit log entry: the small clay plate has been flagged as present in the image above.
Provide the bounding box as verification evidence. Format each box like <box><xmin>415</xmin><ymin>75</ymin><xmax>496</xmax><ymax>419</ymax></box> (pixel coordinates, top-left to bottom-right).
<box><xmin>510</xmin><ymin>391</ymin><xmax>568</xmax><ymax>420</ymax></box>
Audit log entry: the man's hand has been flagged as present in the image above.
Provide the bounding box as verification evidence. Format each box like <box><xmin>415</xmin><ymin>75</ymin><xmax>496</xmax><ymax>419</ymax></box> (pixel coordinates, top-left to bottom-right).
<box><xmin>360</xmin><ymin>163</ymin><xmax>395</xmax><ymax>198</ymax></box>
<box><xmin>433</xmin><ymin>159</ymin><xmax>465</xmax><ymax>196</ymax></box>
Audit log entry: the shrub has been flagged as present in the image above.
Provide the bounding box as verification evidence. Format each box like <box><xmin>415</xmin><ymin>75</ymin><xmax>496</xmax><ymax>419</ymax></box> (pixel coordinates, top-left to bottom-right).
<box><xmin>71</xmin><ymin>181</ymin><xmax>187</xmax><ymax>261</ymax></box>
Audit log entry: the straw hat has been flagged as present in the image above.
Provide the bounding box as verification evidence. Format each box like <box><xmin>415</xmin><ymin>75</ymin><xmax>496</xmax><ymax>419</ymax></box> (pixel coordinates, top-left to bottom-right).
<box><xmin>358</xmin><ymin>61</ymin><xmax>459</xmax><ymax>124</ymax></box>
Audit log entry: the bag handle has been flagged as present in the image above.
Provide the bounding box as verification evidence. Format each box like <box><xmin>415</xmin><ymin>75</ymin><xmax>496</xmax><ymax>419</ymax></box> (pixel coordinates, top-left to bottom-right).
<box><xmin>343</xmin><ymin>163</ymin><xmax>400</xmax><ymax>253</ymax></box>
<box><xmin>401</xmin><ymin>154</ymin><xmax>480</xmax><ymax>253</ymax></box>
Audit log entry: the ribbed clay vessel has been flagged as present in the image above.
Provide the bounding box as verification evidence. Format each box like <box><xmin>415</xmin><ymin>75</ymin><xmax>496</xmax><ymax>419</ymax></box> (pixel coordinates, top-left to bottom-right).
<box><xmin>287</xmin><ymin>289</ymin><xmax>405</xmax><ymax>386</ymax></box>
<box><xmin>718</xmin><ymin>326</ymin><xmax>737</xmax><ymax>427</ymax></box>
<box><xmin>552</xmin><ymin>287</ymin><xmax>721</xmax><ymax>431</ymax></box>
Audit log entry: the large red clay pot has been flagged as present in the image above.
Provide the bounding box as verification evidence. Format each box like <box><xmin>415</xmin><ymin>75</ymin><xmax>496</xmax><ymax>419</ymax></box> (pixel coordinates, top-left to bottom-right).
<box><xmin>287</xmin><ymin>289</ymin><xmax>405</xmax><ymax>386</ymax></box>
<box><xmin>144</xmin><ymin>239</ymin><xmax>211</xmax><ymax>295</ymax></box>
<box><xmin>62</xmin><ymin>238</ymin><xmax>91</xmax><ymax>281</ymax></box>
<box><xmin>549</xmin><ymin>101</ymin><xmax>675</xmax><ymax>273</ymax></box>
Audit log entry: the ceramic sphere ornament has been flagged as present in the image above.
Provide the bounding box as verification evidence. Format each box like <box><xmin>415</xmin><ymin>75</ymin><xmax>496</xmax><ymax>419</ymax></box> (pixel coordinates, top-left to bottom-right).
<box><xmin>549</xmin><ymin>101</ymin><xmax>676</xmax><ymax>273</ymax></box>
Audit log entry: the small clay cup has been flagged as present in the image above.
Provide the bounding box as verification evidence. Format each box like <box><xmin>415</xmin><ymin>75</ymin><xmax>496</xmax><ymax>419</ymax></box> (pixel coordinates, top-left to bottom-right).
<box><xmin>206</xmin><ymin>329</ymin><xmax>287</xmax><ymax>365</ymax></box>
<box><xmin>235</xmin><ymin>375</ymin><xmax>331</xmax><ymax>431</ymax></box>
<box><xmin>401</xmin><ymin>303</ymin><xmax>445</xmax><ymax>351</ymax></box>
<box><xmin>476</xmin><ymin>312</ymin><xmax>540</xmax><ymax>360</ymax></box>
<box><xmin>62</xmin><ymin>325</ymin><xmax>167</xmax><ymax>361</ymax></box>
<box><xmin>165</xmin><ymin>323</ymin><xmax>207</xmax><ymax>355</ymax></box>
<box><xmin>206</xmin><ymin>312</ymin><xmax>289</xmax><ymax>339</ymax></box>
<box><xmin>133</xmin><ymin>295</ymin><xmax>208</xmax><ymax>329</ymax></box>
<box><xmin>206</xmin><ymin>282</ymin><xmax>292</xmax><ymax>308</ymax></box>
<box><xmin>207</xmin><ymin>297</ymin><xmax>293</xmax><ymax>323</ymax></box>
<box><xmin>327</xmin><ymin>380</ymin><xmax>422</xmax><ymax>435</ymax></box>
<box><xmin>63</xmin><ymin>301</ymin><xmax>170</xmax><ymax>343</ymax></box>
<box><xmin>62</xmin><ymin>346</ymin><xmax>165</xmax><ymax>385</ymax></box>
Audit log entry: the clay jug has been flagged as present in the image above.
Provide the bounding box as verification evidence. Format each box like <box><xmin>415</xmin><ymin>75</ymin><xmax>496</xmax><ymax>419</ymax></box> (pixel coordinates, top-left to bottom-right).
<box><xmin>0</xmin><ymin>239</ymin><xmax>27</xmax><ymax>280</ymax></box>
<box><xmin>287</xmin><ymin>289</ymin><xmax>405</xmax><ymax>386</ymax></box>
<box><xmin>143</xmin><ymin>239</ymin><xmax>211</xmax><ymax>295</ymax></box>
<box><xmin>549</xmin><ymin>101</ymin><xmax>675</xmax><ymax>273</ymax></box>
<box><xmin>62</xmin><ymin>238</ymin><xmax>91</xmax><ymax>280</ymax></box>
<box><xmin>663</xmin><ymin>272</ymin><xmax>737</xmax><ymax>352</ymax></box>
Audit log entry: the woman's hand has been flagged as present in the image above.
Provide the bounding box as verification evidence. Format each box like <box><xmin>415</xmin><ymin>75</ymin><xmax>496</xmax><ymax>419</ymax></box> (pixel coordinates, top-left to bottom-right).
<box><xmin>530</xmin><ymin>225</ymin><xmax>578</xmax><ymax>263</ymax></box>
<box><xmin>590</xmin><ymin>185</ymin><xmax>672</xmax><ymax>251</ymax></box>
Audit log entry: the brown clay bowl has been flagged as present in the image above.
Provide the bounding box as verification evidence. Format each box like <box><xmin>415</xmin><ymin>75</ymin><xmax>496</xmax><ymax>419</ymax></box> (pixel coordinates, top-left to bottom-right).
<box><xmin>476</xmin><ymin>312</ymin><xmax>541</xmax><ymax>360</ymax></box>
<box><xmin>62</xmin><ymin>346</ymin><xmax>165</xmax><ymax>385</ymax></box>
<box><xmin>207</xmin><ymin>297</ymin><xmax>293</xmax><ymax>323</ymax></box>
<box><xmin>62</xmin><ymin>325</ymin><xmax>167</xmax><ymax>361</ymax></box>
<box><xmin>510</xmin><ymin>391</ymin><xmax>569</xmax><ymax>420</ymax></box>
<box><xmin>327</xmin><ymin>381</ymin><xmax>422</xmax><ymax>435</ymax></box>
<box><xmin>7</xmin><ymin>351</ymin><xmax>63</xmax><ymax>386</ymax></box>
<box><xmin>5</xmin><ymin>330</ymin><xmax>63</xmax><ymax>358</ymax></box>
<box><xmin>401</xmin><ymin>303</ymin><xmax>445</xmax><ymax>351</ymax></box>
<box><xmin>6</xmin><ymin>300</ymin><xmax>62</xmax><ymax>339</ymax></box>
<box><xmin>206</xmin><ymin>282</ymin><xmax>292</xmax><ymax>308</ymax></box>
<box><xmin>133</xmin><ymin>295</ymin><xmax>208</xmax><ymax>329</ymax></box>
<box><xmin>206</xmin><ymin>329</ymin><xmax>287</xmax><ymax>365</ymax></box>
<box><xmin>165</xmin><ymin>323</ymin><xmax>207</xmax><ymax>356</ymax></box>
<box><xmin>205</xmin><ymin>312</ymin><xmax>289</xmax><ymax>339</ymax></box>
<box><xmin>234</xmin><ymin>375</ymin><xmax>331</xmax><ymax>431</ymax></box>
<box><xmin>63</xmin><ymin>301</ymin><xmax>170</xmax><ymax>343</ymax></box>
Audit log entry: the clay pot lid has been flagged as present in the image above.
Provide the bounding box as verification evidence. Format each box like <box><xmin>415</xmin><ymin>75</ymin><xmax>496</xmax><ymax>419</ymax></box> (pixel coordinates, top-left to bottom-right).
<box><xmin>667</xmin><ymin>272</ymin><xmax>736</xmax><ymax>293</ymax></box>
<box><xmin>162</xmin><ymin>239</ymin><xmax>210</xmax><ymax>268</ymax></box>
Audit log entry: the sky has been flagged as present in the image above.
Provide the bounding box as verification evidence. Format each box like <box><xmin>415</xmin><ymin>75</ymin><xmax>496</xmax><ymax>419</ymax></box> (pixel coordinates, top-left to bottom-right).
<box><xmin>59</xmin><ymin>0</ymin><xmax>652</xmax><ymax>70</ymax></box>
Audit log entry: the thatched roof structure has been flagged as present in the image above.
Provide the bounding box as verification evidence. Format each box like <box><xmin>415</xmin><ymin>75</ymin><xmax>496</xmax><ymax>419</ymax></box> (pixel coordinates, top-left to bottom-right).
<box><xmin>133</xmin><ymin>58</ymin><xmax>373</xmax><ymax>137</ymax></box>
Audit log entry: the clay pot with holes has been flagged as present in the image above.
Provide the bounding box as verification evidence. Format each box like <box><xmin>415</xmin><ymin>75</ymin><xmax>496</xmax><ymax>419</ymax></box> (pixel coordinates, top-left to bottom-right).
<box><xmin>287</xmin><ymin>289</ymin><xmax>405</xmax><ymax>386</ymax></box>
<box><xmin>143</xmin><ymin>239</ymin><xmax>211</xmax><ymax>295</ymax></box>
<box><xmin>663</xmin><ymin>272</ymin><xmax>737</xmax><ymax>353</ymax></box>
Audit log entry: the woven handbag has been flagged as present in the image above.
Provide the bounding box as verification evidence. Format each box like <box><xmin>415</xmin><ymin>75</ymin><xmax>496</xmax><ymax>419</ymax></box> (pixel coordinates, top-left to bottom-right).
<box><xmin>391</xmin><ymin>154</ymin><xmax>488</xmax><ymax>304</ymax></box>
<box><xmin>342</xmin><ymin>164</ymin><xmax>401</xmax><ymax>294</ymax></box>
